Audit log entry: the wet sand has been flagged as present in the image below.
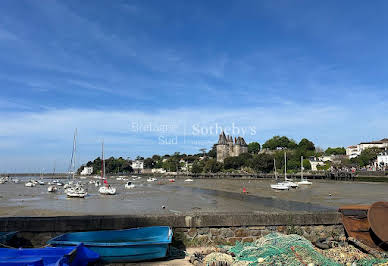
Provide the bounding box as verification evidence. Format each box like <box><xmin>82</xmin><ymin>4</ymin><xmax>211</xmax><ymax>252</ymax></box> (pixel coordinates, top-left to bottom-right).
<box><xmin>0</xmin><ymin>177</ymin><xmax>386</xmax><ymax>216</ymax></box>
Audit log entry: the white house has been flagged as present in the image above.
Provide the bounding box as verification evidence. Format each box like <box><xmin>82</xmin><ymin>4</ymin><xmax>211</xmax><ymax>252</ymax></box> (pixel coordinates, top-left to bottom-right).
<box><xmin>346</xmin><ymin>139</ymin><xmax>388</xmax><ymax>159</ymax></box>
<box><xmin>131</xmin><ymin>160</ymin><xmax>144</xmax><ymax>173</ymax></box>
<box><xmin>80</xmin><ymin>166</ymin><xmax>93</xmax><ymax>175</ymax></box>
<box><xmin>346</xmin><ymin>145</ymin><xmax>359</xmax><ymax>159</ymax></box>
<box><xmin>308</xmin><ymin>157</ymin><xmax>325</xmax><ymax>171</ymax></box>
<box><xmin>151</xmin><ymin>168</ymin><xmax>166</xmax><ymax>174</ymax></box>
<box><xmin>376</xmin><ymin>151</ymin><xmax>388</xmax><ymax>170</ymax></box>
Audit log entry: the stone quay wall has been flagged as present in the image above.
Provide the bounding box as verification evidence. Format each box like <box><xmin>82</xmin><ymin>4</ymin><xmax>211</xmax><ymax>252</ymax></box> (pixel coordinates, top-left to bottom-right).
<box><xmin>0</xmin><ymin>211</ymin><xmax>344</xmax><ymax>247</ymax></box>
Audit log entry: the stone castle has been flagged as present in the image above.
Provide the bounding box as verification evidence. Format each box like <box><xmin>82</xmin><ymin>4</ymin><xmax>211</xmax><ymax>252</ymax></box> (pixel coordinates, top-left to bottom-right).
<box><xmin>216</xmin><ymin>131</ymin><xmax>248</xmax><ymax>162</ymax></box>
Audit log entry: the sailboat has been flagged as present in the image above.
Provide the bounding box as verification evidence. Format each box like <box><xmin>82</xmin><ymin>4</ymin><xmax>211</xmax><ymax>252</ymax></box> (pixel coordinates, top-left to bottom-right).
<box><xmin>99</xmin><ymin>141</ymin><xmax>116</xmax><ymax>195</ymax></box>
<box><xmin>282</xmin><ymin>152</ymin><xmax>298</xmax><ymax>188</ymax></box>
<box><xmin>270</xmin><ymin>158</ymin><xmax>289</xmax><ymax>190</ymax></box>
<box><xmin>66</xmin><ymin>129</ymin><xmax>87</xmax><ymax>198</ymax></box>
<box><xmin>298</xmin><ymin>156</ymin><xmax>312</xmax><ymax>185</ymax></box>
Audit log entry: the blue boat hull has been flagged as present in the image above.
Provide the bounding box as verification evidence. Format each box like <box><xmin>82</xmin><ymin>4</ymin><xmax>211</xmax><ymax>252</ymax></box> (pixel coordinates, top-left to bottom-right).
<box><xmin>0</xmin><ymin>243</ymin><xmax>99</xmax><ymax>266</ymax></box>
<box><xmin>48</xmin><ymin>226</ymin><xmax>172</xmax><ymax>263</ymax></box>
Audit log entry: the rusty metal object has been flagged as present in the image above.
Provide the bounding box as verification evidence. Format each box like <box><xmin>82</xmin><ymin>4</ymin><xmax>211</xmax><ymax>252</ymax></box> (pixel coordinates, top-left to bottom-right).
<box><xmin>339</xmin><ymin>205</ymin><xmax>378</xmax><ymax>249</ymax></box>
<box><xmin>368</xmin><ymin>201</ymin><xmax>388</xmax><ymax>243</ymax></box>
<box><xmin>339</xmin><ymin>203</ymin><xmax>388</xmax><ymax>252</ymax></box>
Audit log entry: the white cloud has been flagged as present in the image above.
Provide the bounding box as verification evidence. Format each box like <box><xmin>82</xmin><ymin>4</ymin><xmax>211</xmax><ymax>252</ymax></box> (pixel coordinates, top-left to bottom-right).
<box><xmin>0</xmin><ymin>101</ymin><xmax>386</xmax><ymax>171</ymax></box>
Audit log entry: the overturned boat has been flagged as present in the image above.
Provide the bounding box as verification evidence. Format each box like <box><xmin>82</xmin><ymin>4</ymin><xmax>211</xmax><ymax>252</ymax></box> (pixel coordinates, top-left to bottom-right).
<box><xmin>48</xmin><ymin>226</ymin><xmax>172</xmax><ymax>263</ymax></box>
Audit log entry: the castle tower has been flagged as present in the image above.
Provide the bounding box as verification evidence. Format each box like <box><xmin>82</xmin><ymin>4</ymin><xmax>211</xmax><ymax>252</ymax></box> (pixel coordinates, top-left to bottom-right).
<box><xmin>216</xmin><ymin>132</ymin><xmax>249</xmax><ymax>162</ymax></box>
<box><xmin>216</xmin><ymin>132</ymin><xmax>229</xmax><ymax>162</ymax></box>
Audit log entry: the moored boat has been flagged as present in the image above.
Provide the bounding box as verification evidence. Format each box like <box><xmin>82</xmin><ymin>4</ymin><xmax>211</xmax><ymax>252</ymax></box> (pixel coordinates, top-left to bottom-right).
<box><xmin>125</xmin><ymin>181</ymin><xmax>135</xmax><ymax>189</ymax></box>
<box><xmin>0</xmin><ymin>243</ymin><xmax>99</xmax><ymax>266</ymax></box>
<box><xmin>25</xmin><ymin>181</ymin><xmax>35</xmax><ymax>187</ymax></box>
<box><xmin>47</xmin><ymin>185</ymin><xmax>58</xmax><ymax>193</ymax></box>
<box><xmin>48</xmin><ymin>226</ymin><xmax>172</xmax><ymax>263</ymax></box>
<box><xmin>99</xmin><ymin>186</ymin><xmax>116</xmax><ymax>195</ymax></box>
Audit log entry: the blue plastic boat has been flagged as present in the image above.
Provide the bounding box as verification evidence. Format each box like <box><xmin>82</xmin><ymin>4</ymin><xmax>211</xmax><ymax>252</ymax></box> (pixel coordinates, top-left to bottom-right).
<box><xmin>48</xmin><ymin>226</ymin><xmax>173</xmax><ymax>263</ymax></box>
<box><xmin>0</xmin><ymin>243</ymin><xmax>99</xmax><ymax>266</ymax></box>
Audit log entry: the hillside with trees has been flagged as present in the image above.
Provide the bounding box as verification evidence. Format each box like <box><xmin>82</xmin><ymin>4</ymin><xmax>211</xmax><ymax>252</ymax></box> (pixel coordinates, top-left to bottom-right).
<box><xmin>78</xmin><ymin>135</ymin><xmax>382</xmax><ymax>175</ymax></box>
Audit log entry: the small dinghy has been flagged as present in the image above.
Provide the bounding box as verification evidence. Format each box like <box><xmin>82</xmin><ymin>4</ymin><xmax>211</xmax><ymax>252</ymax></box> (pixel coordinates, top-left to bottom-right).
<box><xmin>66</xmin><ymin>186</ymin><xmax>87</xmax><ymax>198</ymax></box>
<box><xmin>184</xmin><ymin>179</ymin><xmax>193</xmax><ymax>182</ymax></box>
<box><xmin>47</xmin><ymin>185</ymin><xmax>58</xmax><ymax>193</ymax></box>
<box><xmin>48</xmin><ymin>226</ymin><xmax>172</xmax><ymax>263</ymax></box>
<box><xmin>270</xmin><ymin>183</ymin><xmax>289</xmax><ymax>190</ymax></box>
<box><xmin>0</xmin><ymin>243</ymin><xmax>99</xmax><ymax>266</ymax></box>
<box><xmin>25</xmin><ymin>181</ymin><xmax>35</xmax><ymax>187</ymax></box>
<box><xmin>147</xmin><ymin>177</ymin><xmax>157</xmax><ymax>182</ymax></box>
<box><xmin>168</xmin><ymin>179</ymin><xmax>175</xmax><ymax>183</ymax></box>
<box><xmin>125</xmin><ymin>181</ymin><xmax>135</xmax><ymax>189</ymax></box>
<box><xmin>99</xmin><ymin>186</ymin><xmax>116</xmax><ymax>195</ymax></box>
<box><xmin>38</xmin><ymin>180</ymin><xmax>45</xmax><ymax>185</ymax></box>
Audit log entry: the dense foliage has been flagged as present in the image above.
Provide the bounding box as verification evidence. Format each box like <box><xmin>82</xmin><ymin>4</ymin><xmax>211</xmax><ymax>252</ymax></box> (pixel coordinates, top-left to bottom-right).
<box><xmin>79</xmin><ymin>157</ymin><xmax>133</xmax><ymax>174</ymax></box>
<box><xmin>78</xmin><ymin>136</ymin><xmax>382</xmax><ymax>175</ymax></box>
<box><xmin>262</xmin><ymin>136</ymin><xmax>297</xmax><ymax>150</ymax></box>
<box><xmin>325</xmin><ymin>147</ymin><xmax>346</xmax><ymax>155</ymax></box>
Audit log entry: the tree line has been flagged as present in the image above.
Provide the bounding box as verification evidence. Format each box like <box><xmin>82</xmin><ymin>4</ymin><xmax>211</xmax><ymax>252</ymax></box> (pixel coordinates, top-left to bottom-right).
<box><xmin>78</xmin><ymin>135</ymin><xmax>381</xmax><ymax>174</ymax></box>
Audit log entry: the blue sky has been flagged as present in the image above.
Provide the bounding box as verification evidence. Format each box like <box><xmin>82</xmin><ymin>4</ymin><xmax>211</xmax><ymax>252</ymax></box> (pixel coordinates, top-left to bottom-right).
<box><xmin>0</xmin><ymin>0</ymin><xmax>387</xmax><ymax>172</ymax></box>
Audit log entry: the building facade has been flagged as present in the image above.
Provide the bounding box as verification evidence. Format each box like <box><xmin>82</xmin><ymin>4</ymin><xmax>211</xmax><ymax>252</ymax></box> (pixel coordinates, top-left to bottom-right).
<box><xmin>80</xmin><ymin>166</ymin><xmax>93</xmax><ymax>175</ymax></box>
<box><xmin>377</xmin><ymin>151</ymin><xmax>388</xmax><ymax>170</ymax></box>
<box><xmin>216</xmin><ymin>131</ymin><xmax>248</xmax><ymax>162</ymax></box>
<box><xmin>346</xmin><ymin>139</ymin><xmax>388</xmax><ymax>159</ymax></box>
<box><xmin>131</xmin><ymin>160</ymin><xmax>144</xmax><ymax>173</ymax></box>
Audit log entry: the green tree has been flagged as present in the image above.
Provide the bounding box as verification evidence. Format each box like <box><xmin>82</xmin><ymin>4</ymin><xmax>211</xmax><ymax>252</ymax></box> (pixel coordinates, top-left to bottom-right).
<box><xmin>248</xmin><ymin>142</ymin><xmax>260</xmax><ymax>154</ymax></box>
<box><xmin>357</xmin><ymin>148</ymin><xmax>380</xmax><ymax>167</ymax></box>
<box><xmin>224</xmin><ymin>156</ymin><xmax>244</xmax><ymax>170</ymax></box>
<box><xmin>207</xmin><ymin>145</ymin><xmax>217</xmax><ymax>158</ymax></box>
<box><xmin>203</xmin><ymin>159</ymin><xmax>223</xmax><ymax>173</ymax></box>
<box><xmin>191</xmin><ymin>161</ymin><xmax>203</xmax><ymax>173</ymax></box>
<box><xmin>325</xmin><ymin>147</ymin><xmax>346</xmax><ymax>155</ymax></box>
<box><xmin>298</xmin><ymin>138</ymin><xmax>315</xmax><ymax>151</ymax></box>
<box><xmin>144</xmin><ymin>158</ymin><xmax>155</xmax><ymax>169</ymax></box>
<box><xmin>250</xmin><ymin>153</ymin><xmax>274</xmax><ymax>173</ymax></box>
<box><xmin>262</xmin><ymin>136</ymin><xmax>297</xmax><ymax>150</ymax></box>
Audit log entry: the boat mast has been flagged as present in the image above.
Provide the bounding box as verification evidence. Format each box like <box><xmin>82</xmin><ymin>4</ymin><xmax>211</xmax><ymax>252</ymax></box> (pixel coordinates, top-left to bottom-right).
<box><xmin>101</xmin><ymin>140</ymin><xmax>104</xmax><ymax>179</ymax></box>
<box><xmin>274</xmin><ymin>158</ymin><xmax>277</xmax><ymax>180</ymax></box>
<box><xmin>284</xmin><ymin>151</ymin><xmax>287</xmax><ymax>180</ymax></box>
<box><xmin>301</xmin><ymin>156</ymin><xmax>304</xmax><ymax>181</ymax></box>
<box><xmin>73</xmin><ymin>128</ymin><xmax>77</xmax><ymax>179</ymax></box>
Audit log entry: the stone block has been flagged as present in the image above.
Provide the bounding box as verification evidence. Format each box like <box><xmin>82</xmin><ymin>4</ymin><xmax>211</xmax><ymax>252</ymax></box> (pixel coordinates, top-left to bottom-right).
<box><xmin>227</xmin><ymin>237</ymin><xmax>242</xmax><ymax>245</ymax></box>
<box><xmin>187</xmin><ymin>228</ymin><xmax>197</xmax><ymax>237</ymax></box>
<box><xmin>220</xmin><ymin>228</ymin><xmax>234</xmax><ymax>238</ymax></box>
<box><xmin>210</xmin><ymin>228</ymin><xmax>221</xmax><ymax>236</ymax></box>
<box><xmin>250</xmin><ymin>230</ymin><xmax>261</xmax><ymax>236</ymax></box>
<box><xmin>242</xmin><ymin>237</ymin><xmax>254</xmax><ymax>243</ymax></box>
<box><xmin>234</xmin><ymin>228</ymin><xmax>249</xmax><ymax>237</ymax></box>
<box><xmin>249</xmin><ymin>226</ymin><xmax>265</xmax><ymax>230</ymax></box>
<box><xmin>197</xmin><ymin>227</ymin><xmax>210</xmax><ymax>235</ymax></box>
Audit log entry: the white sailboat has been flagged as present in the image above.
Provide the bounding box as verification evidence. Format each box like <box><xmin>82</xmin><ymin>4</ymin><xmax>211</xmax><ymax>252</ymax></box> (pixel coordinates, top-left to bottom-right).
<box><xmin>282</xmin><ymin>152</ymin><xmax>298</xmax><ymax>188</ymax></box>
<box><xmin>99</xmin><ymin>141</ymin><xmax>116</xmax><ymax>195</ymax></box>
<box><xmin>66</xmin><ymin>129</ymin><xmax>87</xmax><ymax>198</ymax></box>
<box><xmin>298</xmin><ymin>156</ymin><xmax>312</xmax><ymax>185</ymax></box>
<box><xmin>270</xmin><ymin>158</ymin><xmax>289</xmax><ymax>190</ymax></box>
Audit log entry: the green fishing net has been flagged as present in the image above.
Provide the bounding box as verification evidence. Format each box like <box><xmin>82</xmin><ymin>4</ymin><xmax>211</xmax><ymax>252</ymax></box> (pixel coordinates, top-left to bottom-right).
<box><xmin>221</xmin><ymin>232</ymin><xmax>388</xmax><ymax>266</ymax></box>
